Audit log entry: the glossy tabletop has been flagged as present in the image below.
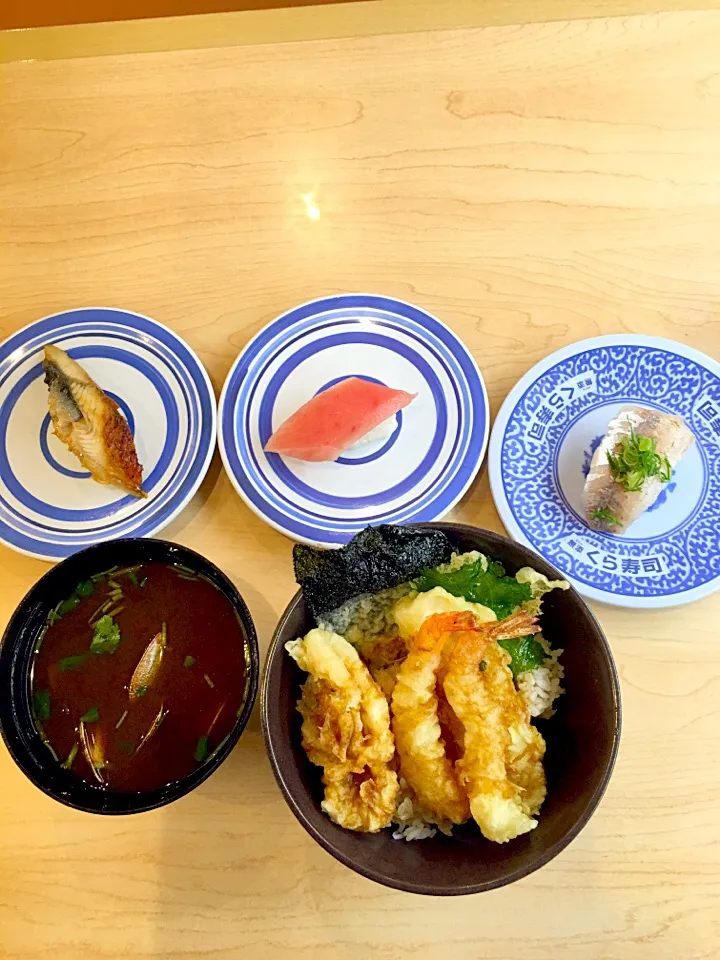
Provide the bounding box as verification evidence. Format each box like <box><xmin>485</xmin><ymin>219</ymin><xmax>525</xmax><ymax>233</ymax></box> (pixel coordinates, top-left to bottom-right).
<box><xmin>0</xmin><ymin>9</ymin><xmax>719</xmax><ymax>959</ymax></box>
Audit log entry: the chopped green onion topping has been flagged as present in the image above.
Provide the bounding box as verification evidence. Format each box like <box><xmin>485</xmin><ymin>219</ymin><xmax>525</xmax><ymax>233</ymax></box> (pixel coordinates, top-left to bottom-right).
<box><xmin>127</xmin><ymin>570</ymin><xmax>140</xmax><ymax>587</ymax></box>
<box><xmin>183</xmin><ymin>656</ymin><xmax>196</xmax><ymax>668</ymax></box>
<box><xmin>590</xmin><ymin>507</ymin><xmax>621</xmax><ymax>527</ymax></box>
<box><xmin>90</xmin><ymin>615</ymin><xmax>122</xmax><ymax>655</ymax></box>
<box><xmin>61</xmin><ymin>743</ymin><xmax>79</xmax><ymax>770</ymax></box>
<box><xmin>194</xmin><ymin>735</ymin><xmax>209</xmax><ymax>763</ymax></box>
<box><xmin>80</xmin><ymin>706</ymin><xmax>99</xmax><ymax>723</ymax></box>
<box><xmin>76</xmin><ymin>580</ymin><xmax>95</xmax><ymax>597</ymax></box>
<box><xmin>58</xmin><ymin>596</ymin><xmax>81</xmax><ymax>617</ymax></box>
<box><xmin>58</xmin><ymin>654</ymin><xmax>89</xmax><ymax>672</ymax></box>
<box><xmin>606</xmin><ymin>426</ymin><xmax>672</xmax><ymax>493</ymax></box>
<box><xmin>32</xmin><ymin>690</ymin><xmax>51</xmax><ymax>722</ymax></box>
<box><xmin>135</xmin><ymin>686</ymin><xmax>148</xmax><ymax>698</ymax></box>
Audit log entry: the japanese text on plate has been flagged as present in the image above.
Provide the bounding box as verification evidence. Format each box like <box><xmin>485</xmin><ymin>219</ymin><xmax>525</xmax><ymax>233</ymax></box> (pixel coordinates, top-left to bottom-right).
<box><xmin>526</xmin><ymin>373</ymin><xmax>597</xmax><ymax>443</ymax></box>
<box><xmin>561</xmin><ymin>536</ymin><xmax>667</xmax><ymax>577</ymax></box>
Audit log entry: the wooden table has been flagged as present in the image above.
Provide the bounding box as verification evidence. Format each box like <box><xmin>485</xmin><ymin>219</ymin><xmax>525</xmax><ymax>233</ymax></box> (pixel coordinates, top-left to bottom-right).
<box><xmin>1</xmin><ymin>9</ymin><xmax>719</xmax><ymax>959</ymax></box>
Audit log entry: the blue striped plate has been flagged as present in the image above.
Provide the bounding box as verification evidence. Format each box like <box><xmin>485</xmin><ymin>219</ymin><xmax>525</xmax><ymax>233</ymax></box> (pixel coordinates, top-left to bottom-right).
<box><xmin>489</xmin><ymin>335</ymin><xmax>720</xmax><ymax>608</ymax></box>
<box><xmin>218</xmin><ymin>295</ymin><xmax>489</xmax><ymax>546</ymax></box>
<box><xmin>0</xmin><ymin>308</ymin><xmax>216</xmax><ymax>560</ymax></box>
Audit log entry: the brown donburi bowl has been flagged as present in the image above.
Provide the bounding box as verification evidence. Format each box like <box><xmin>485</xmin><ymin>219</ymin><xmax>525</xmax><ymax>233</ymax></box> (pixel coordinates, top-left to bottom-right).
<box><xmin>261</xmin><ymin>523</ymin><xmax>621</xmax><ymax>895</ymax></box>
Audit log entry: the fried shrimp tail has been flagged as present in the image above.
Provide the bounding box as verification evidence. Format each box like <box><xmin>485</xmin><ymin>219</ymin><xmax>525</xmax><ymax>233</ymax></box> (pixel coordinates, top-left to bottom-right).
<box><xmin>488</xmin><ymin>609</ymin><xmax>541</xmax><ymax>643</ymax></box>
<box><xmin>442</xmin><ymin>610</ymin><xmax>548</xmax><ymax>843</ymax></box>
<box><xmin>391</xmin><ymin>613</ymin><xmax>471</xmax><ymax>824</ymax></box>
<box><xmin>286</xmin><ymin>628</ymin><xmax>399</xmax><ymax>832</ymax></box>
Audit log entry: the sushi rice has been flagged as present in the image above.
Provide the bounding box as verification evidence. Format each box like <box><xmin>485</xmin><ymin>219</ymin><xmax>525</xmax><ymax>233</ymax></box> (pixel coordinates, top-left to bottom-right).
<box><xmin>319</xmin><ymin>552</ymin><xmax>567</xmax><ymax>840</ymax></box>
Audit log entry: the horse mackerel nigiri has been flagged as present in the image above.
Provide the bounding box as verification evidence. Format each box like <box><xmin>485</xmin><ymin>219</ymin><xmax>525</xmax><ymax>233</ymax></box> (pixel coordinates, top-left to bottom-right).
<box><xmin>584</xmin><ymin>406</ymin><xmax>694</xmax><ymax>533</ymax></box>
<box><xmin>43</xmin><ymin>344</ymin><xmax>145</xmax><ymax>498</ymax></box>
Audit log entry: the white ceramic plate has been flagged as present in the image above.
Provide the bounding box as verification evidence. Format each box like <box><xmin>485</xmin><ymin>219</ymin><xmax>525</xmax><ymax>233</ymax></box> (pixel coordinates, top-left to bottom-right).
<box><xmin>218</xmin><ymin>294</ymin><xmax>489</xmax><ymax>547</ymax></box>
<box><xmin>0</xmin><ymin>308</ymin><xmax>216</xmax><ymax>560</ymax></box>
<box><xmin>489</xmin><ymin>335</ymin><xmax>720</xmax><ymax>608</ymax></box>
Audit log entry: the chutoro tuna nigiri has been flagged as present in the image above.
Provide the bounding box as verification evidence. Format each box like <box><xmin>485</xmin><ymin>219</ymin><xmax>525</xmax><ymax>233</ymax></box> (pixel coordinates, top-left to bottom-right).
<box><xmin>583</xmin><ymin>406</ymin><xmax>693</xmax><ymax>534</ymax></box>
<box><xmin>264</xmin><ymin>377</ymin><xmax>417</xmax><ymax>462</ymax></box>
<box><xmin>43</xmin><ymin>344</ymin><xmax>145</xmax><ymax>498</ymax></box>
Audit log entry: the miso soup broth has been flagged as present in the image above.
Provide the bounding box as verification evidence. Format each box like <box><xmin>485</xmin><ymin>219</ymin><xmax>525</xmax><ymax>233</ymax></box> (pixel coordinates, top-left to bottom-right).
<box><xmin>30</xmin><ymin>561</ymin><xmax>248</xmax><ymax>792</ymax></box>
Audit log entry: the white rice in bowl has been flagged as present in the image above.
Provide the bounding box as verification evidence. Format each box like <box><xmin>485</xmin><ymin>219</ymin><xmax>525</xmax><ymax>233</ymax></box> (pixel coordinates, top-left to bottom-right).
<box><xmin>391</xmin><ymin>779</ymin><xmax>453</xmax><ymax>841</ymax></box>
<box><xmin>517</xmin><ymin>635</ymin><xmax>564</xmax><ymax>719</ymax></box>
<box><xmin>318</xmin><ymin>583</ymin><xmax>412</xmax><ymax>652</ymax></box>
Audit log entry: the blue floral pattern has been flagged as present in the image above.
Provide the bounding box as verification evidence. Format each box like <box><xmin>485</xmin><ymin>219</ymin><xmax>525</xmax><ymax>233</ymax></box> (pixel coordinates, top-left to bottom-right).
<box><xmin>500</xmin><ymin>345</ymin><xmax>719</xmax><ymax>599</ymax></box>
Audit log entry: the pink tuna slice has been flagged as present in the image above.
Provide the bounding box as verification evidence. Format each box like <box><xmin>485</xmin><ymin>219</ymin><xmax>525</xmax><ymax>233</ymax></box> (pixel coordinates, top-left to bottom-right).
<box><xmin>264</xmin><ymin>377</ymin><xmax>417</xmax><ymax>462</ymax></box>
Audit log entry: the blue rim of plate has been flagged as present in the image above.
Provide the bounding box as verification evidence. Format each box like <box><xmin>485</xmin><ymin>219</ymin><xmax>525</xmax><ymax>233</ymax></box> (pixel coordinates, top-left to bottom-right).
<box><xmin>0</xmin><ymin>308</ymin><xmax>216</xmax><ymax>560</ymax></box>
<box><xmin>489</xmin><ymin>334</ymin><xmax>720</xmax><ymax>609</ymax></box>
<box><xmin>218</xmin><ymin>294</ymin><xmax>489</xmax><ymax>546</ymax></box>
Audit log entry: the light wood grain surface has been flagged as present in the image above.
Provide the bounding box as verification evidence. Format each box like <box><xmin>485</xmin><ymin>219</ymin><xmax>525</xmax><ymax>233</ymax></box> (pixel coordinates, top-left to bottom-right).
<box><xmin>1</xmin><ymin>10</ymin><xmax>720</xmax><ymax>959</ymax></box>
<box><xmin>6</xmin><ymin>0</ymin><xmax>720</xmax><ymax>63</ymax></box>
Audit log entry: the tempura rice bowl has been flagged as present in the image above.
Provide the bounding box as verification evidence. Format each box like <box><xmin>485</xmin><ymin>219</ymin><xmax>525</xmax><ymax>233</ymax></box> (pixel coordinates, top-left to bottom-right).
<box><xmin>261</xmin><ymin>523</ymin><xmax>621</xmax><ymax>895</ymax></box>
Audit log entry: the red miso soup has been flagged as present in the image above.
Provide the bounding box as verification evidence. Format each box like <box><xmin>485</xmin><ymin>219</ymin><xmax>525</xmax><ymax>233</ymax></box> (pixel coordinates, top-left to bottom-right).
<box><xmin>30</xmin><ymin>561</ymin><xmax>248</xmax><ymax>792</ymax></box>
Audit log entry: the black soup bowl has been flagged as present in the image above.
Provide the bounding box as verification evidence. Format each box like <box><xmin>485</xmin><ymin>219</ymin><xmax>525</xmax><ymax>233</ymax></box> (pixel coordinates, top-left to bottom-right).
<box><xmin>262</xmin><ymin>523</ymin><xmax>621</xmax><ymax>895</ymax></box>
<box><xmin>0</xmin><ymin>538</ymin><xmax>259</xmax><ymax>814</ymax></box>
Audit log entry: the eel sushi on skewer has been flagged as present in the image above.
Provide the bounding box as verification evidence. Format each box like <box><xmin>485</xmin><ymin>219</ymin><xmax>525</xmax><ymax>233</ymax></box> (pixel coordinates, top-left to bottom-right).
<box><xmin>583</xmin><ymin>406</ymin><xmax>693</xmax><ymax>534</ymax></box>
<box><xmin>43</xmin><ymin>344</ymin><xmax>146</xmax><ymax>498</ymax></box>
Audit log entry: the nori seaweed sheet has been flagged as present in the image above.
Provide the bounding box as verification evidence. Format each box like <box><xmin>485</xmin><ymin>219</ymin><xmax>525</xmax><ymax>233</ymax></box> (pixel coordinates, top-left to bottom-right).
<box><xmin>293</xmin><ymin>524</ymin><xmax>454</xmax><ymax>619</ymax></box>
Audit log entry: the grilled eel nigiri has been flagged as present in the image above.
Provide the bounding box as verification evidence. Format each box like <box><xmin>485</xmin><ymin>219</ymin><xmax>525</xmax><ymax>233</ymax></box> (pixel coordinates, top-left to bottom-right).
<box><xmin>583</xmin><ymin>406</ymin><xmax>693</xmax><ymax>534</ymax></box>
<box><xmin>43</xmin><ymin>344</ymin><xmax>145</xmax><ymax>498</ymax></box>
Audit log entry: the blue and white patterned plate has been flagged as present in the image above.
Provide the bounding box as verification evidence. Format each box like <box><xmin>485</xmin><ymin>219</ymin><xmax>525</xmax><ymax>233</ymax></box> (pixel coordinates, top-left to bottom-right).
<box><xmin>218</xmin><ymin>295</ymin><xmax>489</xmax><ymax>546</ymax></box>
<box><xmin>489</xmin><ymin>335</ymin><xmax>720</xmax><ymax>608</ymax></box>
<box><xmin>0</xmin><ymin>308</ymin><xmax>216</xmax><ymax>561</ymax></box>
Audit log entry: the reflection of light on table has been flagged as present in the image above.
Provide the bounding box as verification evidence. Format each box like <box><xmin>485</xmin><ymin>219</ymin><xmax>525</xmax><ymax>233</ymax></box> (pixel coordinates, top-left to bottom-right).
<box><xmin>301</xmin><ymin>192</ymin><xmax>320</xmax><ymax>221</ymax></box>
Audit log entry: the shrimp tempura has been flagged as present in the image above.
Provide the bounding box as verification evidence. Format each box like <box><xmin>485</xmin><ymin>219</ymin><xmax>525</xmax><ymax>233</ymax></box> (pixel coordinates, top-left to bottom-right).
<box><xmin>391</xmin><ymin>614</ymin><xmax>470</xmax><ymax>824</ymax></box>
<box><xmin>442</xmin><ymin>610</ymin><xmax>547</xmax><ymax>843</ymax></box>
